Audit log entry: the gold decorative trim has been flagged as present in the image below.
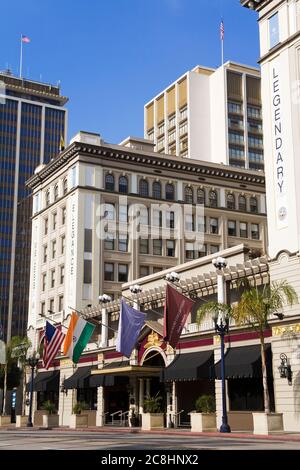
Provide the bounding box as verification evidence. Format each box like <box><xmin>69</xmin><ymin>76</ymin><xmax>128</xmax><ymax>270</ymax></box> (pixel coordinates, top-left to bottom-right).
<box><xmin>272</xmin><ymin>323</ymin><xmax>300</xmax><ymax>337</ymax></box>
<box><xmin>214</xmin><ymin>335</ymin><xmax>221</xmax><ymax>345</ymax></box>
<box><xmin>145</xmin><ymin>331</ymin><xmax>163</xmax><ymax>349</ymax></box>
<box><xmin>60</xmin><ymin>358</ymin><xmax>73</xmax><ymax>368</ymax></box>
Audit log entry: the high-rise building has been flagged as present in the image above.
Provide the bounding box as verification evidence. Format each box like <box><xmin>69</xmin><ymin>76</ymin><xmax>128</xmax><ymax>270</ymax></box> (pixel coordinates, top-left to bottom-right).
<box><xmin>144</xmin><ymin>61</ymin><xmax>264</xmax><ymax>171</ymax></box>
<box><xmin>0</xmin><ymin>71</ymin><xmax>68</xmax><ymax>339</ymax></box>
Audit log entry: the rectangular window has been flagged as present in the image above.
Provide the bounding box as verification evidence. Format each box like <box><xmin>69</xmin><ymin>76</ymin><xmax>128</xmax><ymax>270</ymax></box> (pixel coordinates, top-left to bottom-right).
<box><xmin>158</xmin><ymin>123</ymin><xmax>165</xmax><ymax>135</ymax></box>
<box><xmin>168</xmin><ymin>131</ymin><xmax>176</xmax><ymax>143</ymax></box>
<box><xmin>140</xmin><ymin>266</ymin><xmax>149</xmax><ymax>277</ymax></box>
<box><xmin>50</xmin><ymin>269</ymin><xmax>55</xmax><ymax>288</ymax></box>
<box><xmin>52</xmin><ymin>212</ymin><xmax>57</xmax><ymax>230</ymax></box>
<box><xmin>251</xmin><ymin>223</ymin><xmax>260</xmax><ymax>240</ymax></box>
<box><xmin>42</xmin><ymin>273</ymin><xmax>46</xmax><ymax>291</ymax></box>
<box><xmin>41</xmin><ymin>302</ymin><xmax>45</xmax><ymax>316</ymax></box>
<box><xmin>49</xmin><ymin>298</ymin><xmax>54</xmax><ymax>314</ymax></box>
<box><xmin>152</xmin><ymin>209</ymin><xmax>162</xmax><ymax>227</ymax></box>
<box><xmin>84</xmin><ymin>228</ymin><xmax>92</xmax><ymax>252</ymax></box>
<box><xmin>118</xmin><ymin>264</ymin><xmax>128</xmax><ymax>283</ymax></box>
<box><xmin>240</xmin><ymin>222</ymin><xmax>248</xmax><ymax>238</ymax></box>
<box><xmin>210</xmin><ymin>218</ymin><xmax>219</xmax><ymax>234</ymax></box>
<box><xmin>43</xmin><ymin>245</ymin><xmax>47</xmax><ymax>263</ymax></box>
<box><xmin>198</xmin><ymin>244</ymin><xmax>207</xmax><ymax>258</ymax></box>
<box><xmin>157</xmin><ymin>137</ymin><xmax>164</xmax><ymax>150</ymax></box>
<box><xmin>71</xmin><ymin>165</ymin><xmax>77</xmax><ymax>188</ymax></box>
<box><xmin>185</xmin><ymin>214</ymin><xmax>194</xmax><ymax>231</ymax></box>
<box><xmin>168</xmin><ymin>115</ymin><xmax>176</xmax><ymax>128</ymax></box>
<box><xmin>118</xmin><ymin>234</ymin><xmax>128</xmax><ymax>252</ymax></box>
<box><xmin>104</xmin><ymin>203</ymin><xmax>115</xmax><ymax>220</ymax></box>
<box><xmin>60</xmin><ymin>265</ymin><xmax>65</xmax><ymax>284</ymax></box>
<box><xmin>84</xmin><ymin>259</ymin><xmax>92</xmax><ymax>284</ymax></box>
<box><xmin>180</xmin><ymin>107</ymin><xmax>187</xmax><ymax>121</ymax></box>
<box><xmin>153</xmin><ymin>239</ymin><xmax>162</xmax><ymax>256</ymax></box>
<box><xmin>166</xmin><ymin>240</ymin><xmax>175</xmax><ymax>257</ymax></box>
<box><xmin>62</xmin><ymin>207</ymin><xmax>66</xmax><ymax>225</ymax></box>
<box><xmin>139</xmin><ymin>238</ymin><xmax>149</xmax><ymax>254</ymax></box>
<box><xmin>52</xmin><ymin>240</ymin><xmax>56</xmax><ymax>259</ymax></box>
<box><xmin>58</xmin><ymin>295</ymin><xmax>64</xmax><ymax>312</ymax></box>
<box><xmin>139</xmin><ymin>207</ymin><xmax>149</xmax><ymax>225</ymax></box>
<box><xmin>104</xmin><ymin>263</ymin><xmax>114</xmax><ymax>281</ymax></box>
<box><xmin>179</xmin><ymin>122</ymin><xmax>188</xmax><ymax>136</ymax></box>
<box><xmin>269</xmin><ymin>12</ymin><xmax>279</xmax><ymax>49</ymax></box>
<box><xmin>166</xmin><ymin>211</ymin><xmax>175</xmax><ymax>229</ymax></box>
<box><xmin>104</xmin><ymin>233</ymin><xmax>115</xmax><ymax>250</ymax></box>
<box><xmin>185</xmin><ymin>242</ymin><xmax>195</xmax><ymax>260</ymax></box>
<box><xmin>228</xmin><ymin>220</ymin><xmax>237</xmax><ymax>237</ymax></box>
<box><xmin>228</xmin><ymin>102</ymin><xmax>242</xmax><ymax>114</ymax></box>
<box><xmin>210</xmin><ymin>245</ymin><xmax>219</xmax><ymax>254</ymax></box>
<box><xmin>61</xmin><ymin>235</ymin><xmax>65</xmax><ymax>255</ymax></box>
<box><xmin>44</xmin><ymin>217</ymin><xmax>48</xmax><ymax>235</ymax></box>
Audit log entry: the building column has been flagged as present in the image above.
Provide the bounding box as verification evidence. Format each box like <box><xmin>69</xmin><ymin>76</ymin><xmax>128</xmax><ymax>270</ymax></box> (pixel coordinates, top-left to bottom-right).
<box><xmin>131</xmin><ymin>173</ymin><xmax>138</xmax><ymax>193</ymax></box>
<box><xmin>146</xmin><ymin>378</ymin><xmax>150</xmax><ymax>397</ymax></box>
<box><xmin>172</xmin><ymin>380</ymin><xmax>177</xmax><ymax>426</ymax></box>
<box><xmin>96</xmin><ymin>386</ymin><xmax>105</xmax><ymax>427</ymax></box>
<box><xmin>138</xmin><ymin>378</ymin><xmax>144</xmax><ymax>416</ymax></box>
<box><xmin>100</xmin><ymin>307</ymin><xmax>108</xmax><ymax>348</ymax></box>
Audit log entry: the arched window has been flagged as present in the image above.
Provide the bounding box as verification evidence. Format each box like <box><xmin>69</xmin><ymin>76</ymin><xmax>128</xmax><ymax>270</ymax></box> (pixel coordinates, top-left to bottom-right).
<box><xmin>152</xmin><ymin>181</ymin><xmax>161</xmax><ymax>199</ymax></box>
<box><xmin>238</xmin><ymin>195</ymin><xmax>247</xmax><ymax>212</ymax></box>
<box><xmin>139</xmin><ymin>179</ymin><xmax>149</xmax><ymax>197</ymax></box>
<box><xmin>227</xmin><ymin>193</ymin><xmax>235</xmax><ymax>210</ymax></box>
<box><xmin>250</xmin><ymin>196</ymin><xmax>258</xmax><ymax>213</ymax></box>
<box><xmin>119</xmin><ymin>176</ymin><xmax>128</xmax><ymax>194</ymax></box>
<box><xmin>165</xmin><ymin>183</ymin><xmax>175</xmax><ymax>201</ymax></box>
<box><xmin>63</xmin><ymin>178</ymin><xmax>68</xmax><ymax>195</ymax></box>
<box><xmin>209</xmin><ymin>190</ymin><xmax>218</xmax><ymax>208</ymax></box>
<box><xmin>197</xmin><ymin>188</ymin><xmax>205</xmax><ymax>205</ymax></box>
<box><xmin>54</xmin><ymin>184</ymin><xmax>59</xmax><ymax>201</ymax></box>
<box><xmin>105</xmin><ymin>173</ymin><xmax>115</xmax><ymax>191</ymax></box>
<box><xmin>184</xmin><ymin>186</ymin><xmax>193</xmax><ymax>204</ymax></box>
<box><xmin>45</xmin><ymin>190</ymin><xmax>50</xmax><ymax>207</ymax></box>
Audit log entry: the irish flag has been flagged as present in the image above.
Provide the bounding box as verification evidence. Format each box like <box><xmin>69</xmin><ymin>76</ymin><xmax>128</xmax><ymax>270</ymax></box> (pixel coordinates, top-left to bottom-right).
<box><xmin>63</xmin><ymin>312</ymin><xmax>95</xmax><ymax>363</ymax></box>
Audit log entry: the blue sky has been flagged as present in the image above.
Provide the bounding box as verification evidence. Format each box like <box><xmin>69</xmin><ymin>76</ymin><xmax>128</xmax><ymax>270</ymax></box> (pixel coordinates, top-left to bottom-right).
<box><xmin>1</xmin><ymin>0</ymin><xmax>259</xmax><ymax>144</ymax></box>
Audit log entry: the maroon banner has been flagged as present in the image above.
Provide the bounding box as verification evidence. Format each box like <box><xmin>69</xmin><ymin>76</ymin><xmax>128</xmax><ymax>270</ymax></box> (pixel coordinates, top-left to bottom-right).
<box><xmin>163</xmin><ymin>284</ymin><xmax>195</xmax><ymax>348</ymax></box>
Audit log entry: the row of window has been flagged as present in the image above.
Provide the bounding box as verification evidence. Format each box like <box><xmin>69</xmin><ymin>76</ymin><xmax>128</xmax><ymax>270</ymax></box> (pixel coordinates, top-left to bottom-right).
<box><xmin>41</xmin><ymin>265</ymin><xmax>65</xmax><ymax>290</ymax></box>
<box><xmin>228</xmin><ymin>102</ymin><xmax>261</xmax><ymax>119</ymax></box>
<box><xmin>45</xmin><ymin>178</ymin><xmax>68</xmax><ymax>206</ymax></box>
<box><xmin>40</xmin><ymin>295</ymin><xmax>64</xmax><ymax>316</ymax></box>
<box><xmin>104</xmin><ymin>263</ymin><xmax>129</xmax><ymax>282</ymax></box>
<box><xmin>44</xmin><ymin>206</ymin><xmax>66</xmax><ymax>234</ymax></box>
<box><xmin>43</xmin><ymin>235</ymin><xmax>65</xmax><ymax>262</ymax></box>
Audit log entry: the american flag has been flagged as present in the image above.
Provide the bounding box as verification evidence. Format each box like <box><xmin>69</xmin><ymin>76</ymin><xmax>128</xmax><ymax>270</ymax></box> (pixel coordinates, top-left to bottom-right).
<box><xmin>21</xmin><ymin>35</ymin><xmax>30</xmax><ymax>43</ymax></box>
<box><xmin>220</xmin><ymin>20</ymin><xmax>224</xmax><ymax>41</ymax></box>
<box><xmin>42</xmin><ymin>321</ymin><xmax>65</xmax><ymax>370</ymax></box>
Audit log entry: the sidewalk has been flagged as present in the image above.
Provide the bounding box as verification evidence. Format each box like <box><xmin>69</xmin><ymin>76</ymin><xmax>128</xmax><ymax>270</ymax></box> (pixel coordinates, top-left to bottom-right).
<box><xmin>4</xmin><ymin>424</ymin><xmax>300</xmax><ymax>443</ymax></box>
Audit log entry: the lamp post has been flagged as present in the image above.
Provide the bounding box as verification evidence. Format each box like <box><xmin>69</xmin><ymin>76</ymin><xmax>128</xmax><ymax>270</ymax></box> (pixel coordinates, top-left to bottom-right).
<box><xmin>99</xmin><ymin>294</ymin><xmax>112</xmax><ymax>348</ymax></box>
<box><xmin>212</xmin><ymin>256</ymin><xmax>231</xmax><ymax>433</ymax></box>
<box><xmin>26</xmin><ymin>353</ymin><xmax>39</xmax><ymax>428</ymax></box>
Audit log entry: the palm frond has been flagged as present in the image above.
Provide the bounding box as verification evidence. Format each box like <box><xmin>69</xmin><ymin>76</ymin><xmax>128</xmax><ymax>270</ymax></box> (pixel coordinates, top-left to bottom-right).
<box><xmin>196</xmin><ymin>301</ymin><xmax>232</xmax><ymax>325</ymax></box>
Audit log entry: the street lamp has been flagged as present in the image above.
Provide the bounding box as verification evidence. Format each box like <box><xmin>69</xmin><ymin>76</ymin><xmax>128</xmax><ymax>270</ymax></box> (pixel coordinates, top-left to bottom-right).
<box><xmin>26</xmin><ymin>353</ymin><xmax>40</xmax><ymax>428</ymax></box>
<box><xmin>129</xmin><ymin>284</ymin><xmax>142</xmax><ymax>295</ymax></box>
<box><xmin>212</xmin><ymin>256</ymin><xmax>231</xmax><ymax>433</ymax></box>
<box><xmin>99</xmin><ymin>294</ymin><xmax>112</xmax><ymax>303</ymax></box>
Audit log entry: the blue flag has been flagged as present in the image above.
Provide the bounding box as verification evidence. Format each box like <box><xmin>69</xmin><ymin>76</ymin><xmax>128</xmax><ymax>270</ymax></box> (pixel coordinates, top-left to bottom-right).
<box><xmin>116</xmin><ymin>299</ymin><xmax>146</xmax><ymax>358</ymax></box>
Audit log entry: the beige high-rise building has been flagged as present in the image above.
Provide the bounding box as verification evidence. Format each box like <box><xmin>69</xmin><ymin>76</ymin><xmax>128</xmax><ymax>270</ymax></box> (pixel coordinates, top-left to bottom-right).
<box><xmin>144</xmin><ymin>61</ymin><xmax>264</xmax><ymax>171</ymax></box>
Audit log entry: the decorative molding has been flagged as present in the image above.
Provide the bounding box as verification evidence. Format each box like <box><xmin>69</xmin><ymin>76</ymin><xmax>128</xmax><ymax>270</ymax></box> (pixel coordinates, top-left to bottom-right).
<box><xmin>272</xmin><ymin>323</ymin><xmax>300</xmax><ymax>337</ymax></box>
<box><xmin>60</xmin><ymin>358</ymin><xmax>73</xmax><ymax>368</ymax></box>
<box><xmin>144</xmin><ymin>331</ymin><xmax>163</xmax><ymax>349</ymax></box>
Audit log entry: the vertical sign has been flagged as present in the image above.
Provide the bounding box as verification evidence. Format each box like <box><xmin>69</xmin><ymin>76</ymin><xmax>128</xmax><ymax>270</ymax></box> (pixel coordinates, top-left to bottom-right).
<box><xmin>270</xmin><ymin>59</ymin><xmax>288</xmax><ymax>229</ymax></box>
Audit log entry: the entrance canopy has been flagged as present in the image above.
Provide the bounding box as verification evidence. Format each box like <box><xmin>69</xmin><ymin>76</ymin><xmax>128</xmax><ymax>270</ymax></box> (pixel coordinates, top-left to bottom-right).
<box><xmin>213</xmin><ymin>344</ymin><xmax>272</xmax><ymax>379</ymax></box>
<box><xmin>26</xmin><ymin>370</ymin><xmax>59</xmax><ymax>392</ymax></box>
<box><xmin>64</xmin><ymin>366</ymin><xmax>91</xmax><ymax>390</ymax></box>
<box><xmin>91</xmin><ymin>361</ymin><xmax>161</xmax><ymax>384</ymax></box>
<box><xmin>161</xmin><ymin>350</ymin><xmax>214</xmax><ymax>382</ymax></box>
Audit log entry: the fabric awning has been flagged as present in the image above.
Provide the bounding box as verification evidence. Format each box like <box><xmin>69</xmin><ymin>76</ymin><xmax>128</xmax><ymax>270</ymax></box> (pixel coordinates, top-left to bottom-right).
<box><xmin>89</xmin><ymin>361</ymin><xmax>130</xmax><ymax>387</ymax></box>
<box><xmin>213</xmin><ymin>344</ymin><xmax>272</xmax><ymax>379</ymax></box>
<box><xmin>161</xmin><ymin>350</ymin><xmax>214</xmax><ymax>382</ymax></box>
<box><xmin>26</xmin><ymin>370</ymin><xmax>59</xmax><ymax>392</ymax></box>
<box><xmin>64</xmin><ymin>366</ymin><xmax>91</xmax><ymax>389</ymax></box>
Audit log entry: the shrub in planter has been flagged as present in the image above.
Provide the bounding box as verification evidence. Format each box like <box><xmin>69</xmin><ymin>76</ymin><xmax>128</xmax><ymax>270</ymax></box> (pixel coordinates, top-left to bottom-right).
<box><xmin>144</xmin><ymin>393</ymin><xmax>162</xmax><ymax>413</ymax></box>
<box><xmin>195</xmin><ymin>395</ymin><xmax>216</xmax><ymax>414</ymax></box>
<box><xmin>42</xmin><ymin>400</ymin><xmax>57</xmax><ymax>415</ymax></box>
<box><xmin>72</xmin><ymin>402</ymin><xmax>89</xmax><ymax>415</ymax></box>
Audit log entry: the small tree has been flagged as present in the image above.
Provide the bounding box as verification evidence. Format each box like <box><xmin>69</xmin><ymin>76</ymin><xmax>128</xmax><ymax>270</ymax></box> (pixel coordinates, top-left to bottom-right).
<box><xmin>144</xmin><ymin>392</ymin><xmax>162</xmax><ymax>413</ymax></box>
<box><xmin>195</xmin><ymin>395</ymin><xmax>216</xmax><ymax>413</ymax></box>
<box><xmin>42</xmin><ymin>400</ymin><xmax>56</xmax><ymax>415</ymax></box>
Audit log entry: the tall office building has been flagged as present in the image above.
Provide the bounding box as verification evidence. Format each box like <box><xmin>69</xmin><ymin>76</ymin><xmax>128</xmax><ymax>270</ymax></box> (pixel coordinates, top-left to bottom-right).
<box><xmin>0</xmin><ymin>71</ymin><xmax>68</xmax><ymax>339</ymax></box>
<box><xmin>144</xmin><ymin>61</ymin><xmax>264</xmax><ymax>170</ymax></box>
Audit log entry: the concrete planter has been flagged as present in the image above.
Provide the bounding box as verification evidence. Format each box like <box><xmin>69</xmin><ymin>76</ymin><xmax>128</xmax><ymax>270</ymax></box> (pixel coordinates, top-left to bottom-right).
<box><xmin>0</xmin><ymin>416</ymin><xmax>11</xmax><ymax>426</ymax></box>
<box><xmin>141</xmin><ymin>413</ymin><xmax>164</xmax><ymax>430</ymax></box>
<box><xmin>252</xmin><ymin>412</ymin><xmax>283</xmax><ymax>435</ymax></box>
<box><xmin>42</xmin><ymin>414</ymin><xmax>59</xmax><ymax>429</ymax></box>
<box><xmin>69</xmin><ymin>413</ymin><xmax>88</xmax><ymax>429</ymax></box>
<box><xmin>16</xmin><ymin>415</ymin><xmax>28</xmax><ymax>428</ymax></box>
<box><xmin>190</xmin><ymin>412</ymin><xmax>217</xmax><ymax>432</ymax></box>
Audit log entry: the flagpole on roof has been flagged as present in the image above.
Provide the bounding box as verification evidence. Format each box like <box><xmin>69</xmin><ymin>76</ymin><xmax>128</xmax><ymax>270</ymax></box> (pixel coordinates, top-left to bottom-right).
<box><xmin>19</xmin><ymin>34</ymin><xmax>23</xmax><ymax>78</ymax></box>
<box><xmin>220</xmin><ymin>19</ymin><xmax>224</xmax><ymax>66</ymax></box>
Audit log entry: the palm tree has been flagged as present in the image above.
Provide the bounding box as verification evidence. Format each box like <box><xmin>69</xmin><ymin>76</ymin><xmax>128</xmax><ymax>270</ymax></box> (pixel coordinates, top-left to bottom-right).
<box><xmin>196</xmin><ymin>280</ymin><xmax>298</xmax><ymax>414</ymax></box>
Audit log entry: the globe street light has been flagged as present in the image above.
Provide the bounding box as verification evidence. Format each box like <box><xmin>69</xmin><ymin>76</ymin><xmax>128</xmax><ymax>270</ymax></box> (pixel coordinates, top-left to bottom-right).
<box><xmin>27</xmin><ymin>353</ymin><xmax>40</xmax><ymax>427</ymax></box>
<box><xmin>165</xmin><ymin>271</ymin><xmax>180</xmax><ymax>283</ymax></box>
<box><xmin>212</xmin><ymin>257</ymin><xmax>231</xmax><ymax>433</ymax></box>
<box><xmin>129</xmin><ymin>284</ymin><xmax>142</xmax><ymax>295</ymax></box>
<box><xmin>99</xmin><ymin>294</ymin><xmax>112</xmax><ymax>303</ymax></box>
